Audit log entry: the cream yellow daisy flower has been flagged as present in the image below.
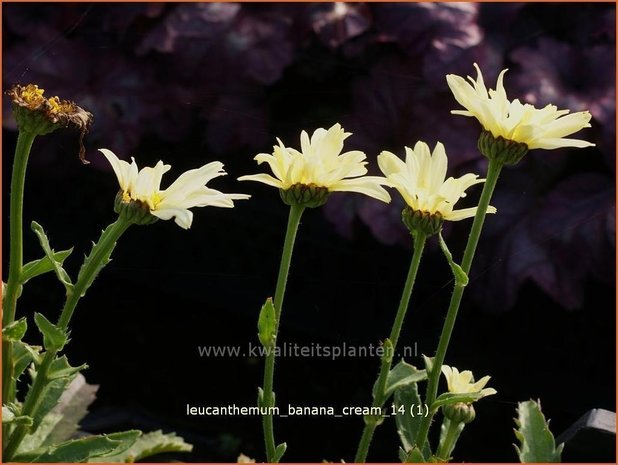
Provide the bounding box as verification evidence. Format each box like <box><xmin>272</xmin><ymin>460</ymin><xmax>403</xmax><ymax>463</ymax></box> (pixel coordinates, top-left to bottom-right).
<box><xmin>447</xmin><ymin>63</ymin><xmax>594</xmax><ymax>151</ymax></box>
<box><xmin>100</xmin><ymin>149</ymin><xmax>250</xmax><ymax>229</ymax></box>
<box><xmin>441</xmin><ymin>365</ymin><xmax>497</xmax><ymax>398</ymax></box>
<box><xmin>378</xmin><ymin>141</ymin><xmax>496</xmax><ymax>224</ymax></box>
<box><xmin>238</xmin><ymin>123</ymin><xmax>391</xmax><ymax>207</ymax></box>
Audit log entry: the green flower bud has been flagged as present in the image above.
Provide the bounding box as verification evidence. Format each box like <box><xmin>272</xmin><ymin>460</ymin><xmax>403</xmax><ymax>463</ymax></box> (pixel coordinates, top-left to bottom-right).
<box><xmin>114</xmin><ymin>191</ymin><xmax>159</xmax><ymax>226</ymax></box>
<box><xmin>7</xmin><ymin>84</ymin><xmax>93</xmax><ymax>163</ymax></box>
<box><xmin>279</xmin><ymin>183</ymin><xmax>330</xmax><ymax>208</ymax></box>
<box><xmin>477</xmin><ymin>130</ymin><xmax>529</xmax><ymax>166</ymax></box>
<box><xmin>402</xmin><ymin>206</ymin><xmax>443</xmax><ymax>236</ymax></box>
<box><xmin>442</xmin><ymin>402</ymin><xmax>476</xmax><ymax>424</ymax></box>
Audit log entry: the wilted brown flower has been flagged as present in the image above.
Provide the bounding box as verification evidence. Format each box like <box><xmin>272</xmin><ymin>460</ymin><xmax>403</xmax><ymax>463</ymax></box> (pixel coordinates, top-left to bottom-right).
<box><xmin>7</xmin><ymin>84</ymin><xmax>93</xmax><ymax>163</ymax></box>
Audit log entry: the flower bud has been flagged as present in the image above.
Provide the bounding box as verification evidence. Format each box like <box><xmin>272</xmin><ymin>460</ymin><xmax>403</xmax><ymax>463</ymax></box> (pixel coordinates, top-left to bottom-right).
<box><xmin>477</xmin><ymin>130</ymin><xmax>529</xmax><ymax>166</ymax></box>
<box><xmin>401</xmin><ymin>206</ymin><xmax>443</xmax><ymax>236</ymax></box>
<box><xmin>114</xmin><ymin>191</ymin><xmax>158</xmax><ymax>226</ymax></box>
<box><xmin>279</xmin><ymin>183</ymin><xmax>330</xmax><ymax>208</ymax></box>
<box><xmin>442</xmin><ymin>402</ymin><xmax>476</xmax><ymax>424</ymax></box>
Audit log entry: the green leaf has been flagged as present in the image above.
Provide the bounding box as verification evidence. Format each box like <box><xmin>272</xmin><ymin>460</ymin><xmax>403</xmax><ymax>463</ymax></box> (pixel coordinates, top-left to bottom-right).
<box><xmin>48</xmin><ymin>356</ymin><xmax>87</xmax><ymax>380</ymax></box>
<box><xmin>257</xmin><ymin>298</ymin><xmax>276</xmax><ymax>348</ymax></box>
<box><xmin>394</xmin><ymin>383</ymin><xmax>431</xmax><ymax>460</ymax></box>
<box><xmin>400</xmin><ymin>445</ymin><xmax>427</xmax><ymax>463</ymax></box>
<box><xmin>273</xmin><ymin>442</ymin><xmax>287</xmax><ymax>463</ymax></box>
<box><xmin>3</xmin><ymin>317</ymin><xmax>27</xmax><ymax>342</ymax></box>
<box><xmin>13</xmin><ymin>342</ymin><xmax>42</xmax><ymax>381</ymax></box>
<box><xmin>437</xmin><ymin>417</ymin><xmax>465</xmax><ymax>461</ymax></box>
<box><xmin>34</xmin><ymin>313</ymin><xmax>68</xmax><ymax>352</ymax></box>
<box><xmin>374</xmin><ymin>360</ymin><xmax>427</xmax><ymax>400</ymax></box>
<box><xmin>20</xmin><ymin>374</ymin><xmax>98</xmax><ymax>452</ymax></box>
<box><xmin>438</xmin><ymin>233</ymin><xmax>468</xmax><ymax>287</ymax></box>
<box><xmin>31</xmin><ymin>221</ymin><xmax>74</xmax><ymax>292</ymax></box>
<box><xmin>21</xmin><ymin>249</ymin><xmax>73</xmax><ymax>285</ymax></box>
<box><xmin>24</xmin><ymin>357</ymin><xmax>83</xmax><ymax>431</ymax></box>
<box><xmin>2</xmin><ymin>405</ymin><xmax>33</xmax><ymax>426</ymax></box>
<box><xmin>76</xmin><ymin>224</ymin><xmax>121</xmax><ymax>298</ymax></box>
<box><xmin>431</xmin><ymin>392</ymin><xmax>483</xmax><ymax>412</ymax></box>
<box><xmin>94</xmin><ymin>430</ymin><xmax>193</xmax><ymax>462</ymax></box>
<box><xmin>15</xmin><ymin>430</ymin><xmax>141</xmax><ymax>463</ymax></box>
<box><xmin>514</xmin><ymin>399</ymin><xmax>563</xmax><ymax>463</ymax></box>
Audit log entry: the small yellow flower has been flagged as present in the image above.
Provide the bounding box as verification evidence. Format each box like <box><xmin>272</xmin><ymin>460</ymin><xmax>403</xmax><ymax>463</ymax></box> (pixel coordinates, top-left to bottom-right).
<box><xmin>100</xmin><ymin>149</ymin><xmax>250</xmax><ymax>229</ymax></box>
<box><xmin>238</xmin><ymin>123</ymin><xmax>391</xmax><ymax>207</ymax></box>
<box><xmin>441</xmin><ymin>365</ymin><xmax>497</xmax><ymax>398</ymax></box>
<box><xmin>378</xmin><ymin>141</ymin><xmax>496</xmax><ymax>225</ymax></box>
<box><xmin>446</xmin><ymin>64</ymin><xmax>594</xmax><ymax>151</ymax></box>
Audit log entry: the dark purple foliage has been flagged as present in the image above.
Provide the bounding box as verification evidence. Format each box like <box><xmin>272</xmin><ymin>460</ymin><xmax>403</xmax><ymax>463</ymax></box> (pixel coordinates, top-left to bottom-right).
<box><xmin>2</xmin><ymin>2</ymin><xmax>614</xmax><ymax>311</ymax></box>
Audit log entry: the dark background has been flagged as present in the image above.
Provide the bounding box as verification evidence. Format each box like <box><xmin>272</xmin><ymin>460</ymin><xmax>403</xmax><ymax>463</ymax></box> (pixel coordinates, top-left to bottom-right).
<box><xmin>3</xmin><ymin>2</ymin><xmax>616</xmax><ymax>462</ymax></box>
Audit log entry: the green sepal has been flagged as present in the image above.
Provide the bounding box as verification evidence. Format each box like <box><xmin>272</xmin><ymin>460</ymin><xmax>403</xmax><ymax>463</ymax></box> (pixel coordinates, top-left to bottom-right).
<box><xmin>431</xmin><ymin>392</ymin><xmax>483</xmax><ymax>412</ymax></box>
<box><xmin>394</xmin><ymin>383</ymin><xmax>431</xmax><ymax>460</ymax></box>
<box><xmin>478</xmin><ymin>130</ymin><xmax>528</xmax><ymax>166</ymax></box>
<box><xmin>273</xmin><ymin>442</ymin><xmax>287</xmax><ymax>463</ymax></box>
<box><xmin>34</xmin><ymin>313</ymin><xmax>68</xmax><ymax>352</ymax></box>
<box><xmin>3</xmin><ymin>317</ymin><xmax>28</xmax><ymax>342</ymax></box>
<box><xmin>514</xmin><ymin>399</ymin><xmax>563</xmax><ymax>463</ymax></box>
<box><xmin>31</xmin><ymin>221</ymin><xmax>74</xmax><ymax>293</ymax></box>
<box><xmin>21</xmin><ymin>248</ymin><xmax>73</xmax><ymax>285</ymax></box>
<box><xmin>438</xmin><ymin>233</ymin><xmax>468</xmax><ymax>287</ymax></box>
<box><xmin>280</xmin><ymin>183</ymin><xmax>330</xmax><ymax>208</ymax></box>
<box><xmin>13</xmin><ymin>430</ymin><xmax>141</xmax><ymax>463</ymax></box>
<box><xmin>374</xmin><ymin>360</ymin><xmax>427</xmax><ymax>401</ymax></box>
<box><xmin>257</xmin><ymin>298</ymin><xmax>276</xmax><ymax>348</ymax></box>
<box><xmin>94</xmin><ymin>430</ymin><xmax>193</xmax><ymax>462</ymax></box>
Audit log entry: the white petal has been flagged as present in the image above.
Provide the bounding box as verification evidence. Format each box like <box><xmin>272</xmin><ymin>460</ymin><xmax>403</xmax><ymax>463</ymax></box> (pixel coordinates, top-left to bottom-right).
<box><xmin>330</xmin><ymin>176</ymin><xmax>392</xmax><ymax>203</ymax></box>
<box><xmin>238</xmin><ymin>173</ymin><xmax>284</xmax><ymax>188</ymax></box>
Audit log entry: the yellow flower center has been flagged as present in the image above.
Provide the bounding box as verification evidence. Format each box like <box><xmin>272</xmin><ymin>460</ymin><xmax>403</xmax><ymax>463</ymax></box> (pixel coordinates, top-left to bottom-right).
<box><xmin>20</xmin><ymin>84</ymin><xmax>46</xmax><ymax>107</ymax></box>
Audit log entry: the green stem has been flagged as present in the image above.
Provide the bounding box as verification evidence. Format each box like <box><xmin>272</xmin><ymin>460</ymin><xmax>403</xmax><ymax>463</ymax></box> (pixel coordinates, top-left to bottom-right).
<box><xmin>354</xmin><ymin>232</ymin><xmax>427</xmax><ymax>463</ymax></box>
<box><xmin>415</xmin><ymin>160</ymin><xmax>503</xmax><ymax>451</ymax></box>
<box><xmin>4</xmin><ymin>217</ymin><xmax>131</xmax><ymax>461</ymax></box>
<box><xmin>261</xmin><ymin>205</ymin><xmax>304</xmax><ymax>463</ymax></box>
<box><xmin>3</xmin><ymin>131</ymin><xmax>37</xmax><ymax>408</ymax></box>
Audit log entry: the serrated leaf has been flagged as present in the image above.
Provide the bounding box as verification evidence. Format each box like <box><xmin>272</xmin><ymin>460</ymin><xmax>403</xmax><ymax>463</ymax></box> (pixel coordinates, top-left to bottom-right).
<box><xmin>48</xmin><ymin>356</ymin><xmax>87</xmax><ymax>380</ymax></box>
<box><xmin>514</xmin><ymin>399</ymin><xmax>563</xmax><ymax>463</ymax></box>
<box><xmin>273</xmin><ymin>442</ymin><xmax>287</xmax><ymax>463</ymax></box>
<box><xmin>20</xmin><ymin>374</ymin><xmax>98</xmax><ymax>451</ymax></box>
<box><xmin>93</xmin><ymin>430</ymin><xmax>193</xmax><ymax>462</ymax></box>
<box><xmin>21</xmin><ymin>249</ymin><xmax>73</xmax><ymax>285</ymax></box>
<box><xmin>31</xmin><ymin>221</ymin><xmax>74</xmax><ymax>292</ymax></box>
<box><xmin>431</xmin><ymin>392</ymin><xmax>483</xmax><ymax>411</ymax></box>
<box><xmin>15</xmin><ymin>430</ymin><xmax>141</xmax><ymax>463</ymax></box>
<box><xmin>76</xmin><ymin>224</ymin><xmax>121</xmax><ymax>298</ymax></box>
<box><xmin>34</xmin><ymin>313</ymin><xmax>68</xmax><ymax>352</ymax></box>
<box><xmin>3</xmin><ymin>317</ymin><xmax>27</xmax><ymax>342</ymax></box>
<box><xmin>395</xmin><ymin>383</ymin><xmax>431</xmax><ymax>460</ymax></box>
<box><xmin>24</xmin><ymin>358</ymin><xmax>82</xmax><ymax>431</ymax></box>
<box><xmin>13</xmin><ymin>341</ymin><xmax>42</xmax><ymax>381</ymax></box>
<box><xmin>373</xmin><ymin>361</ymin><xmax>427</xmax><ymax>400</ymax></box>
<box><xmin>257</xmin><ymin>298</ymin><xmax>276</xmax><ymax>348</ymax></box>
<box><xmin>438</xmin><ymin>233</ymin><xmax>468</xmax><ymax>287</ymax></box>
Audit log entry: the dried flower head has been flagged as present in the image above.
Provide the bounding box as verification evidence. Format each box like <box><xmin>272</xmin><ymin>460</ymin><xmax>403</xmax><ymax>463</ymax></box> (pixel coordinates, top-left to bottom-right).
<box><xmin>7</xmin><ymin>84</ymin><xmax>93</xmax><ymax>162</ymax></box>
